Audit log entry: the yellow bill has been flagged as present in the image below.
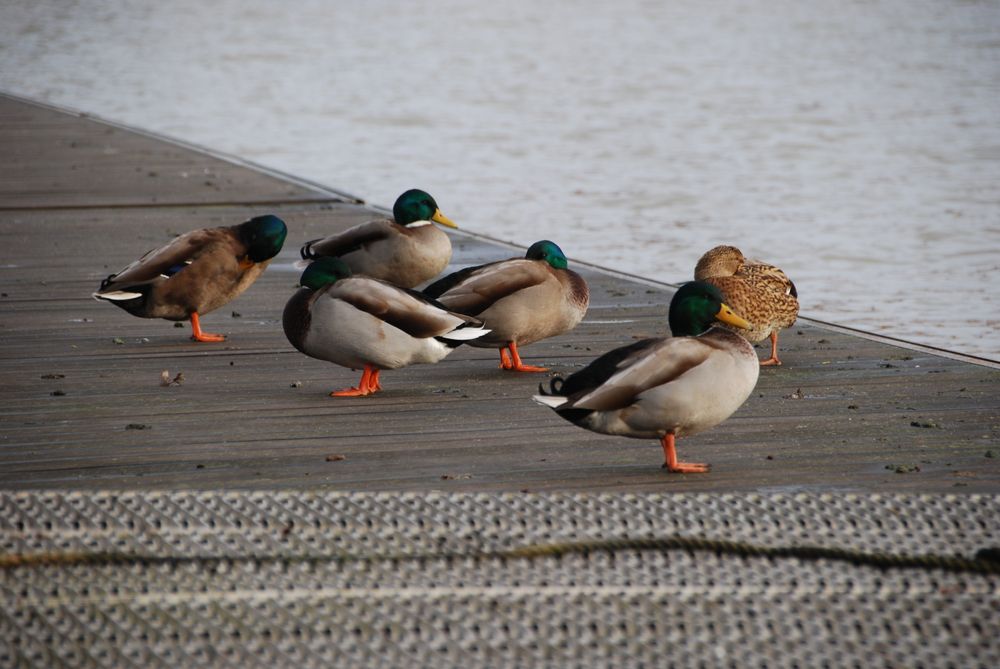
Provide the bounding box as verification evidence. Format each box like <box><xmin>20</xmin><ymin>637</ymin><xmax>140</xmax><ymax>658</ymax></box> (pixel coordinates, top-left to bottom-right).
<box><xmin>715</xmin><ymin>302</ymin><xmax>751</xmax><ymax>329</ymax></box>
<box><xmin>431</xmin><ymin>209</ymin><xmax>458</xmax><ymax>228</ymax></box>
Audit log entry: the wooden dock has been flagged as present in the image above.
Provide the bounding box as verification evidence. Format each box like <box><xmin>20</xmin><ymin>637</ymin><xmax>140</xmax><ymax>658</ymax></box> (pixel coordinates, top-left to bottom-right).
<box><xmin>3</xmin><ymin>92</ymin><xmax>999</xmax><ymax>669</ymax></box>
<box><xmin>2</xmin><ymin>92</ymin><xmax>999</xmax><ymax>494</ymax></box>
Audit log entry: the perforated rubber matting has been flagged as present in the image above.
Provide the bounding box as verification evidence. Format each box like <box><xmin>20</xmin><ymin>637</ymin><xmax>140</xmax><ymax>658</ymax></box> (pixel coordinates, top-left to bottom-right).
<box><xmin>2</xmin><ymin>492</ymin><xmax>998</xmax><ymax>668</ymax></box>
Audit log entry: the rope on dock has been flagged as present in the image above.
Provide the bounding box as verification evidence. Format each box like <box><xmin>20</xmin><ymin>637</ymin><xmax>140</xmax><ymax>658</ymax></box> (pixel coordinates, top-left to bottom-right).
<box><xmin>4</xmin><ymin>535</ymin><xmax>999</xmax><ymax>576</ymax></box>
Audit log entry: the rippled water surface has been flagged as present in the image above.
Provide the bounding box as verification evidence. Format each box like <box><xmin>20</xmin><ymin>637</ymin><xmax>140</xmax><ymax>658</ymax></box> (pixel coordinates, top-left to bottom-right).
<box><xmin>1</xmin><ymin>0</ymin><xmax>998</xmax><ymax>359</ymax></box>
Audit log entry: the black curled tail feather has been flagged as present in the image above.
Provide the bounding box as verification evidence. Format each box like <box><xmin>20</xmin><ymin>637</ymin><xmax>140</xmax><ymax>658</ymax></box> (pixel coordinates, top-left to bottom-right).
<box><xmin>99</xmin><ymin>273</ymin><xmax>118</xmax><ymax>291</ymax></box>
<box><xmin>300</xmin><ymin>239</ymin><xmax>319</xmax><ymax>260</ymax></box>
<box><xmin>537</xmin><ymin>376</ymin><xmax>566</xmax><ymax>397</ymax></box>
<box><xmin>536</xmin><ymin>375</ymin><xmax>593</xmax><ymax>426</ymax></box>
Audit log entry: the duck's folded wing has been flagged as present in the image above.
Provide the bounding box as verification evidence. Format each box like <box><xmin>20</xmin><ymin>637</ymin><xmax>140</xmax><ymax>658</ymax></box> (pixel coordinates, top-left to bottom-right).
<box><xmin>741</xmin><ymin>261</ymin><xmax>794</xmax><ymax>288</ymax></box>
<box><xmin>736</xmin><ymin>259</ymin><xmax>800</xmax><ymax>302</ymax></box>
<box><xmin>328</xmin><ymin>277</ymin><xmax>478</xmax><ymax>338</ymax></box>
<box><xmin>422</xmin><ymin>262</ymin><xmax>489</xmax><ymax>299</ymax></box>
<box><xmin>746</xmin><ymin>273</ymin><xmax>797</xmax><ymax>300</ymax></box>
<box><xmin>300</xmin><ymin>219</ymin><xmax>395</xmax><ymax>259</ymax></box>
<box><xmin>98</xmin><ymin>228</ymin><xmax>224</xmax><ymax>291</ymax></box>
<box><xmin>568</xmin><ymin>337</ymin><xmax>714</xmax><ymax>412</ymax></box>
<box><xmin>431</xmin><ymin>259</ymin><xmax>550</xmax><ymax>315</ymax></box>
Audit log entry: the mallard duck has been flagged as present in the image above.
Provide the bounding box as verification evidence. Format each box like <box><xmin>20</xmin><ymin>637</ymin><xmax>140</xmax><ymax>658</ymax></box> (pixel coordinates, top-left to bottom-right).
<box><xmin>533</xmin><ymin>281</ymin><xmax>759</xmax><ymax>473</ymax></box>
<box><xmin>300</xmin><ymin>189</ymin><xmax>457</xmax><ymax>288</ymax></box>
<box><xmin>282</xmin><ymin>257</ymin><xmax>491</xmax><ymax>396</ymax></box>
<box><xmin>694</xmin><ymin>245</ymin><xmax>799</xmax><ymax>366</ymax></box>
<box><xmin>423</xmin><ymin>240</ymin><xmax>589</xmax><ymax>372</ymax></box>
<box><xmin>93</xmin><ymin>215</ymin><xmax>287</xmax><ymax>342</ymax></box>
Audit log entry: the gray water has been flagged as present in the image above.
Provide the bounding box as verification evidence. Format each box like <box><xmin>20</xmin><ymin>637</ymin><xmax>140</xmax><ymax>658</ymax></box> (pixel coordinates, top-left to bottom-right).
<box><xmin>1</xmin><ymin>0</ymin><xmax>998</xmax><ymax>359</ymax></box>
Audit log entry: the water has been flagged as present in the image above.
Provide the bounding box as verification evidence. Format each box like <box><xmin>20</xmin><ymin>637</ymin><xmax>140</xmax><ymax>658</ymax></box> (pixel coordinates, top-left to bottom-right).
<box><xmin>1</xmin><ymin>0</ymin><xmax>998</xmax><ymax>359</ymax></box>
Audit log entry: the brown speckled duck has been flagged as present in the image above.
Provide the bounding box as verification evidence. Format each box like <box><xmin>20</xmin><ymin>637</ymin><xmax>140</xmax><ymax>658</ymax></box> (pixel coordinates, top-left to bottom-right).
<box><xmin>93</xmin><ymin>215</ymin><xmax>287</xmax><ymax>342</ymax></box>
<box><xmin>694</xmin><ymin>245</ymin><xmax>799</xmax><ymax>366</ymax></box>
<box><xmin>423</xmin><ymin>240</ymin><xmax>590</xmax><ymax>372</ymax></box>
<box><xmin>300</xmin><ymin>189</ymin><xmax>457</xmax><ymax>288</ymax></box>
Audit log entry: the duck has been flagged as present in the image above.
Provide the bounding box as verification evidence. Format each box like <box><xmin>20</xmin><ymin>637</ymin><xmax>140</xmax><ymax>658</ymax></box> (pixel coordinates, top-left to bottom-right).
<box><xmin>299</xmin><ymin>189</ymin><xmax>457</xmax><ymax>288</ymax></box>
<box><xmin>422</xmin><ymin>240</ymin><xmax>589</xmax><ymax>372</ymax></box>
<box><xmin>693</xmin><ymin>245</ymin><xmax>799</xmax><ymax>366</ymax></box>
<box><xmin>282</xmin><ymin>257</ymin><xmax>491</xmax><ymax>396</ymax></box>
<box><xmin>93</xmin><ymin>215</ymin><xmax>287</xmax><ymax>342</ymax></box>
<box><xmin>533</xmin><ymin>281</ymin><xmax>759</xmax><ymax>473</ymax></box>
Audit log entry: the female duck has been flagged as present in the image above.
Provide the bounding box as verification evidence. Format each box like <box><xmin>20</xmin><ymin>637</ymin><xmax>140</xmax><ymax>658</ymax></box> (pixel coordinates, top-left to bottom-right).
<box><xmin>423</xmin><ymin>240</ymin><xmax>589</xmax><ymax>372</ymax></box>
<box><xmin>93</xmin><ymin>215</ymin><xmax>287</xmax><ymax>342</ymax></box>
<box><xmin>300</xmin><ymin>189</ymin><xmax>457</xmax><ymax>288</ymax></box>
<box><xmin>534</xmin><ymin>281</ymin><xmax>758</xmax><ymax>473</ymax></box>
<box><xmin>694</xmin><ymin>245</ymin><xmax>799</xmax><ymax>366</ymax></box>
<box><xmin>282</xmin><ymin>257</ymin><xmax>490</xmax><ymax>396</ymax></box>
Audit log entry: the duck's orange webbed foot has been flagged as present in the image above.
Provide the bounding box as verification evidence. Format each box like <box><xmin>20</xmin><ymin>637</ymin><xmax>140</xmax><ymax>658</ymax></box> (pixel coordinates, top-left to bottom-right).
<box><xmin>330</xmin><ymin>365</ymin><xmax>381</xmax><ymax>397</ymax></box>
<box><xmin>759</xmin><ymin>331</ymin><xmax>782</xmax><ymax>366</ymax></box>
<box><xmin>660</xmin><ymin>434</ymin><xmax>710</xmax><ymax>474</ymax></box>
<box><xmin>189</xmin><ymin>312</ymin><xmax>226</xmax><ymax>342</ymax></box>
<box><xmin>662</xmin><ymin>461</ymin><xmax>711</xmax><ymax>474</ymax></box>
<box><xmin>499</xmin><ymin>342</ymin><xmax>548</xmax><ymax>373</ymax></box>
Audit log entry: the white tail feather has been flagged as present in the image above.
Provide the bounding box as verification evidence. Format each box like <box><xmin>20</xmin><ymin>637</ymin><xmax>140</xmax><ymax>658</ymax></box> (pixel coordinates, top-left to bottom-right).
<box><xmin>532</xmin><ymin>394</ymin><xmax>567</xmax><ymax>409</ymax></box>
<box><xmin>293</xmin><ymin>258</ymin><xmax>311</xmax><ymax>270</ymax></box>
<box><xmin>93</xmin><ymin>290</ymin><xmax>142</xmax><ymax>301</ymax></box>
<box><xmin>439</xmin><ymin>325</ymin><xmax>491</xmax><ymax>342</ymax></box>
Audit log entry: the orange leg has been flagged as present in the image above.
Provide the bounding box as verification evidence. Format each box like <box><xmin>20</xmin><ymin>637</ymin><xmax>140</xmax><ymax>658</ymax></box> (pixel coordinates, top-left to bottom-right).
<box><xmin>660</xmin><ymin>433</ymin><xmax>710</xmax><ymax>473</ymax></box>
<box><xmin>498</xmin><ymin>341</ymin><xmax>548</xmax><ymax>373</ymax></box>
<box><xmin>498</xmin><ymin>347</ymin><xmax>514</xmax><ymax>370</ymax></box>
<box><xmin>330</xmin><ymin>365</ymin><xmax>382</xmax><ymax>397</ymax></box>
<box><xmin>189</xmin><ymin>312</ymin><xmax>225</xmax><ymax>342</ymax></box>
<box><xmin>759</xmin><ymin>331</ymin><xmax>782</xmax><ymax>366</ymax></box>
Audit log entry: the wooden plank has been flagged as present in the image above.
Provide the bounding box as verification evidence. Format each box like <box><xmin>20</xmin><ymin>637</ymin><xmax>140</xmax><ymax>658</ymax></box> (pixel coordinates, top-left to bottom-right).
<box><xmin>1</xmin><ymin>94</ymin><xmax>998</xmax><ymax>493</ymax></box>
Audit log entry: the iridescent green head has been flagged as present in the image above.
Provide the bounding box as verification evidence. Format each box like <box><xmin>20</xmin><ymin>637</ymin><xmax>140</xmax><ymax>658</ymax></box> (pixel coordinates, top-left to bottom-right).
<box><xmin>668</xmin><ymin>281</ymin><xmax>751</xmax><ymax>337</ymax></box>
<box><xmin>300</xmin><ymin>256</ymin><xmax>352</xmax><ymax>290</ymax></box>
<box><xmin>241</xmin><ymin>215</ymin><xmax>288</xmax><ymax>262</ymax></box>
<box><xmin>393</xmin><ymin>189</ymin><xmax>457</xmax><ymax>228</ymax></box>
<box><xmin>525</xmin><ymin>240</ymin><xmax>568</xmax><ymax>270</ymax></box>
